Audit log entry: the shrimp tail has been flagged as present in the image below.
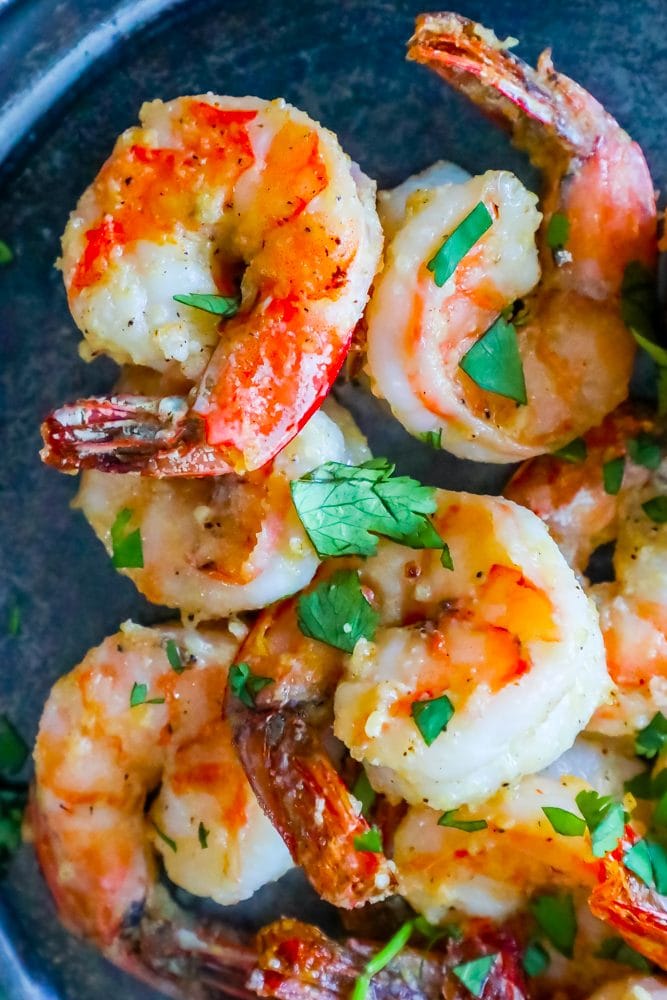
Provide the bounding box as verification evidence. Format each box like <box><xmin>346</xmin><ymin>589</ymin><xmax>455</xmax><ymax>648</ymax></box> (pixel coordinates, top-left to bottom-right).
<box><xmin>39</xmin><ymin>396</ymin><xmax>234</xmax><ymax>476</ymax></box>
<box><xmin>227</xmin><ymin>696</ymin><xmax>397</xmax><ymax>909</ymax></box>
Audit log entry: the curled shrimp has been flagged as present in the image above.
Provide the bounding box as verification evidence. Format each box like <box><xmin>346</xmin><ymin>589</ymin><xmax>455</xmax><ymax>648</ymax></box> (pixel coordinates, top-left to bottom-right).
<box><xmin>75</xmin><ymin>371</ymin><xmax>370</xmax><ymax>618</ymax></box>
<box><xmin>31</xmin><ymin>621</ymin><xmax>293</xmax><ymax>964</ymax></box>
<box><xmin>505</xmin><ymin>406</ymin><xmax>667</xmax><ymax>736</ymax></box>
<box><xmin>365</xmin><ymin>14</ymin><xmax>657</xmax><ymax>462</ymax></box>
<box><xmin>40</xmin><ymin>95</ymin><xmax>382</xmax><ymax>476</ymax></box>
<box><xmin>586</xmin><ymin>977</ymin><xmax>667</xmax><ymax>999</ymax></box>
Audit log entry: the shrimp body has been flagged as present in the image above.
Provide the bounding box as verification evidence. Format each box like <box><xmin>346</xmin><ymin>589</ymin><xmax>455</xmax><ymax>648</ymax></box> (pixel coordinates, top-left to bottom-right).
<box><xmin>506</xmin><ymin>407</ymin><xmax>667</xmax><ymax>736</ymax></box>
<box><xmin>586</xmin><ymin>980</ymin><xmax>667</xmax><ymax>1000</ymax></box>
<box><xmin>75</xmin><ymin>393</ymin><xmax>370</xmax><ymax>618</ymax></box>
<box><xmin>46</xmin><ymin>94</ymin><xmax>382</xmax><ymax>475</ymax></box>
<box><xmin>334</xmin><ymin>491</ymin><xmax>608</xmax><ymax>810</ymax></box>
<box><xmin>366</xmin><ymin>15</ymin><xmax>656</xmax><ymax>462</ymax></box>
<box><xmin>32</xmin><ymin>622</ymin><xmax>292</xmax><ymax>948</ymax></box>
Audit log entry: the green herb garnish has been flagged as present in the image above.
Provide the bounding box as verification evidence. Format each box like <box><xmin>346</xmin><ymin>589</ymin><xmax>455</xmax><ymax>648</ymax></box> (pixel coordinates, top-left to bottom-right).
<box><xmin>165</xmin><ymin>639</ymin><xmax>184</xmax><ymax>673</ymax></box>
<box><xmin>290</xmin><ymin>458</ymin><xmax>445</xmax><ymax>558</ymax></box>
<box><xmin>426</xmin><ymin>202</ymin><xmax>493</xmax><ymax>287</ymax></box>
<box><xmin>628</xmin><ymin>433</ymin><xmax>662</xmax><ymax>470</ymax></box>
<box><xmin>624</xmin><ymin>769</ymin><xmax>655</xmax><ymax>800</ymax></box>
<box><xmin>411</xmin><ymin>695</ymin><xmax>454</xmax><ymax>746</ymax></box>
<box><xmin>129</xmin><ymin>682</ymin><xmax>165</xmax><ymax>708</ymax></box>
<box><xmin>622</xmin><ymin>261</ymin><xmax>658</xmax><ymax>343</ymax></box>
<box><xmin>459</xmin><ymin>316</ymin><xmax>527</xmax><ymax>404</ymax></box>
<box><xmin>6</xmin><ymin>603</ymin><xmax>20</xmax><ymax>637</ymax></box>
<box><xmin>419</xmin><ymin>429</ymin><xmax>442</xmax><ymax>449</ymax></box>
<box><xmin>546</xmin><ymin>213</ymin><xmax>570</xmax><ymax>251</ymax></box>
<box><xmin>297</xmin><ymin>569</ymin><xmax>378</xmax><ymax>653</ymax></box>
<box><xmin>530</xmin><ymin>893</ymin><xmax>577</xmax><ymax>958</ymax></box>
<box><xmin>173</xmin><ymin>292</ymin><xmax>240</xmax><ymax>317</ymax></box>
<box><xmin>603</xmin><ymin>457</ymin><xmax>625</xmax><ymax>496</ymax></box>
<box><xmin>596</xmin><ymin>936</ymin><xmax>651</xmax><ymax>971</ymax></box>
<box><xmin>624</xmin><ymin>838</ymin><xmax>667</xmax><ymax>893</ymax></box>
<box><xmin>575</xmin><ymin>790</ymin><xmax>625</xmax><ymax>857</ymax></box>
<box><xmin>541</xmin><ymin>806</ymin><xmax>586</xmax><ymax>838</ymax></box>
<box><xmin>0</xmin><ymin>241</ymin><xmax>13</xmax><ymax>265</ymax></box>
<box><xmin>110</xmin><ymin>508</ymin><xmax>144</xmax><ymax>569</ymax></box>
<box><xmin>351</xmin><ymin>920</ymin><xmax>415</xmax><ymax>1000</ymax></box>
<box><xmin>440</xmin><ymin>544</ymin><xmax>454</xmax><ymax>571</ymax></box>
<box><xmin>522</xmin><ymin>940</ymin><xmax>550</xmax><ymax>977</ymax></box>
<box><xmin>413</xmin><ymin>915</ymin><xmax>460</xmax><ymax>949</ymax></box>
<box><xmin>452</xmin><ymin>954</ymin><xmax>498</xmax><ymax>997</ymax></box>
<box><xmin>151</xmin><ymin>820</ymin><xmax>177</xmax><ymax>853</ymax></box>
<box><xmin>353</xmin><ymin>826</ymin><xmax>383</xmax><ymax>854</ymax></box>
<box><xmin>351</xmin><ymin>769</ymin><xmax>376</xmax><ymax>819</ymax></box>
<box><xmin>0</xmin><ymin>717</ymin><xmax>28</xmax><ymax>775</ymax></box>
<box><xmin>198</xmin><ymin>821</ymin><xmax>209</xmax><ymax>849</ymax></box>
<box><xmin>229</xmin><ymin>662</ymin><xmax>273</xmax><ymax>708</ymax></box>
<box><xmin>552</xmin><ymin>438</ymin><xmax>587</xmax><ymax>463</ymax></box>
<box><xmin>642</xmin><ymin>496</ymin><xmax>667</xmax><ymax>524</ymax></box>
<box><xmin>636</xmin><ymin>712</ymin><xmax>667</xmax><ymax>758</ymax></box>
<box><xmin>438</xmin><ymin>809</ymin><xmax>487</xmax><ymax>833</ymax></box>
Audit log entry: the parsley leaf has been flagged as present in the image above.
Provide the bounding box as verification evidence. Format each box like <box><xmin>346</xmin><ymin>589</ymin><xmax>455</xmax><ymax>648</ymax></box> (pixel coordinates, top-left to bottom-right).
<box><xmin>411</xmin><ymin>695</ymin><xmax>454</xmax><ymax>746</ymax></box>
<box><xmin>297</xmin><ymin>570</ymin><xmax>379</xmax><ymax>653</ymax></box>
<box><xmin>628</xmin><ymin>433</ymin><xmax>662</xmax><ymax>471</ymax></box>
<box><xmin>129</xmin><ymin>682</ymin><xmax>165</xmax><ymax>708</ymax></box>
<box><xmin>0</xmin><ymin>241</ymin><xmax>13</xmax><ymax>265</ymax></box>
<box><xmin>419</xmin><ymin>429</ymin><xmax>442</xmax><ymax>449</ymax></box>
<box><xmin>603</xmin><ymin>456</ymin><xmax>625</xmax><ymax>496</ymax></box>
<box><xmin>552</xmin><ymin>438</ymin><xmax>587</xmax><ymax>463</ymax></box>
<box><xmin>546</xmin><ymin>213</ymin><xmax>569</xmax><ymax>251</ymax></box>
<box><xmin>110</xmin><ymin>508</ymin><xmax>144</xmax><ymax>569</ymax></box>
<box><xmin>636</xmin><ymin>712</ymin><xmax>667</xmax><ymax>758</ymax></box>
<box><xmin>624</xmin><ymin>769</ymin><xmax>655</xmax><ymax>800</ymax></box>
<box><xmin>351</xmin><ymin>769</ymin><xmax>376</xmax><ymax>819</ymax></box>
<box><xmin>6</xmin><ymin>602</ymin><xmax>20</xmax><ymax>637</ymax></box>
<box><xmin>452</xmin><ymin>954</ymin><xmax>498</xmax><ymax>997</ymax></box>
<box><xmin>290</xmin><ymin>458</ymin><xmax>444</xmax><ymax>558</ymax></box>
<box><xmin>522</xmin><ymin>940</ymin><xmax>550</xmax><ymax>977</ymax></box>
<box><xmin>459</xmin><ymin>316</ymin><xmax>527</xmax><ymax>404</ymax></box>
<box><xmin>622</xmin><ymin>261</ymin><xmax>658</xmax><ymax>343</ymax></box>
<box><xmin>229</xmin><ymin>662</ymin><xmax>273</xmax><ymax>708</ymax></box>
<box><xmin>351</xmin><ymin>920</ymin><xmax>415</xmax><ymax>1000</ymax></box>
<box><xmin>624</xmin><ymin>838</ymin><xmax>667</xmax><ymax>893</ymax></box>
<box><xmin>151</xmin><ymin>820</ymin><xmax>177</xmax><ymax>853</ymax></box>
<box><xmin>575</xmin><ymin>790</ymin><xmax>625</xmax><ymax>857</ymax></box>
<box><xmin>165</xmin><ymin>639</ymin><xmax>184</xmax><ymax>673</ymax></box>
<box><xmin>530</xmin><ymin>893</ymin><xmax>577</xmax><ymax>957</ymax></box>
<box><xmin>198</xmin><ymin>821</ymin><xmax>209</xmax><ymax>849</ymax></box>
<box><xmin>413</xmin><ymin>915</ymin><xmax>460</xmax><ymax>949</ymax></box>
<box><xmin>173</xmin><ymin>292</ymin><xmax>240</xmax><ymax>317</ymax></box>
<box><xmin>642</xmin><ymin>496</ymin><xmax>667</xmax><ymax>524</ymax></box>
<box><xmin>354</xmin><ymin>826</ymin><xmax>383</xmax><ymax>853</ymax></box>
<box><xmin>541</xmin><ymin>806</ymin><xmax>586</xmax><ymax>837</ymax></box>
<box><xmin>0</xmin><ymin>717</ymin><xmax>28</xmax><ymax>775</ymax></box>
<box><xmin>438</xmin><ymin>809</ymin><xmax>487</xmax><ymax>832</ymax></box>
<box><xmin>596</xmin><ymin>936</ymin><xmax>651</xmax><ymax>971</ymax></box>
<box><xmin>0</xmin><ymin>784</ymin><xmax>27</xmax><ymax>876</ymax></box>
<box><xmin>426</xmin><ymin>202</ymin><xmax>493</xmax><ymax>287</ymax></box>
<box><xmin>440</xmin><ymin>544</ymin><xmax>454</xmax><ymax>570</ymax></box>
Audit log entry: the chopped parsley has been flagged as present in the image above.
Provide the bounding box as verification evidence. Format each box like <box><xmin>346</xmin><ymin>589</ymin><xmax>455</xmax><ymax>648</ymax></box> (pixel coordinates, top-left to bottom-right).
<box><xmin>642</xmin><ymin>496</ymin><xmax>667</xmax><ymax>524</ymax></box>
<box><xmin>546</xmin><ymin>213</ymin><xmax>570</xmax><ymax>251</ymax></box>
<box><xmin>438</xmin><ymin>809</ymin><xmax>487</xmax><ymax>833</ymax></box>
<box><xmin>110</xmin><ymin>508</ymin><xmax>144</xmax><ymax>569</ymax></box>
<box><xmin>624</xmin><ymin>768</ymin><xmax>656</xmax><ymax>800</ymax></box>
<box><xmin>0</xmin><ymin>241</ymin><xmax>13</xmax><ymax>265</ymax></box>
<box><xmin>452</xmin><ymin>954</ymin><xmax>498</xmax><ymax>997</ymax></box>
<box><xmin>353</xmin><ymin>826</ymin><xmax>383</xmax><ymax>854</ymax></box>
<box><xmin>411</xmin><ymin>694</ymin><xmax>454</xmax><ymax>746</ymax></box>
<box><xmin>522</xmin><ymin>940</ymin><xmax>550</xmax><ymax>977</ymax></box>
<box><xmin>297</xmin><ymin>569</ymin><xmax>379</xmax><ymax>653</ymax></box>
<box><xmin>0</xmin><ymin>717</ymin><xmax>28</xmax><ymax>775</ymax></box>
<box><xmin>198</xmin><ymin>821</ymin><xmax>209</xmax><ymax>849</ymax></box>
<box><xmin>602</xmin><ymin>456</ymin><xmax>625</xmax><ymax>496</ymax></box>
<box><xmin>459</xmin><ymin>316</ymin><xmax>527</xmax><ymax>404</ymax></box>
<box><xmin>228</xmin><ymin>662</ymin><xmax>273</xmax><ymax>708</ymax></box>
<box><xmin>621</xmin><ymin>261</ymin><xmax>658</xmax><ymax>344</ymax></box>
<box><xmin>426</xmin><ymin>202</ymin><xmax>493</xmax><ymax>287</ymax></box>
<box><xmin>351</xmin><ymin>920</ymin><xmax>415</xmax><ymax>1000</ymax></box>
<box><xmin>129</xmin><ymin>682</ymin><xmax>165</xmax><ymax>708</ymax></box>
<box><xmin>0</xmin><ymin>716</ymin><xmax>28</xmax><ymax>876</ymax></box>
<box><xmin>165</xmin><ymin>639</ymin><xmax>184</xmax><ymax>673</ymax></box>
<box><xmin>173</xmin><ymin>292</ymin><xmax>240</xmax><ymax>316</ymax></box>
<box><xmin>575</xmin><ymin>790</ymin><xmax>625</xmax><ymax>857</ymax></box>
<box><xmin>151</xmin><ymin>820</ymin><xmax>177</xmax><ymax>853</ymax></box>
<box><xmin>596</xmin><ymin>936</ymin><xmax>651</xmax><ymax>971</ymax></box>
<box><xmin>635</xmin><ymin>712</ymin><xmax>667</xmax><ymax>758</ymax></box>
<box><xmin>627</xmin><ymin>433</ymin><xmax>662</xmax><ymax>470</ymax></box>
<box><xmin>530</xmin><ymin>893</ymin><xmax>577</xmax><ymax>958</ymax></box>
<box><xmin>419</xmin><ymin>429</ymin><xmax>442</xmax><ymax>449</ymax></box>
<box><xmin>541</xmin><ymin>806</ymin><xmax>586</xmax><ymax>838</ymax></box>
<box><xmin>6</xmin><ymin>603</ymin><xmax>20</xmax><ymax>637</ymax></box>
<box><xmin>413</xmin><ymin>915</ymin><xmax>460</xmax><ymax>949</ymax></box>
<box><xmin>623</xmin><ymin>838</ymin><xmax>667</xmax><ymax>894</ymax></box>
<box><xmin>440</xmin><ymin>544</ymin><xmax>454</xmax><ymax>571</ymax></box>
<box><xmin>351</xmin><ymin>769</ymin><xmax>376</xmax><ymax>819</ymax></box>
<box><xmin>290</xmin><ymin>458</ymin><xmax>445</xmax><ymax>558</ymax></box>
<box><xmin>552</xmin><ymin>438</ymin><xmax>587</xmax><ymax>462</ymax></box>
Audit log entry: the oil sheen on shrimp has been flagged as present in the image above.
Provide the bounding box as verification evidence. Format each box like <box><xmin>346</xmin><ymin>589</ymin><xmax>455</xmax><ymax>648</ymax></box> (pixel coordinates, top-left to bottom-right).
<box><xmin>75</xmin><ymin>391</ymin><xmax>370</xmax><ymax>619</ymax></box>
<box><xmin>31</xmin><ymin>621</ymin><xmax>292</xmax><ymax>951</ymax></box>
<box><xmin>43</xmin><ymin>94</ymin><xmax>382</xmax><ymax>476</ymax></box>
<box><xmin>365</xmin><ymin>15</ymin><xmax>657</xmax><ymax>462</ymax></box>
<box><xmin>506</xmin><ymin>407</ymin><xmax>667</xmax><ymax>736</ymax></box>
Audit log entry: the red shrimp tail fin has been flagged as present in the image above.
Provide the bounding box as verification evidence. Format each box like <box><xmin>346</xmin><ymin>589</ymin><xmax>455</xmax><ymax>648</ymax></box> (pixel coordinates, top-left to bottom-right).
<box><xmin>40</xmin><ymin>395</ymin><xmax>234</xmax><ymax>477</ymax></box>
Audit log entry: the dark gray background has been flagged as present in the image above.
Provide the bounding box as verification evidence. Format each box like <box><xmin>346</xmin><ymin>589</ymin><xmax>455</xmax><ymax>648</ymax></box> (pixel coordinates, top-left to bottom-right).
<box><xmin>0</xmin><ymin>0</ymin><xmax>666</xmax><ymax>996</ymax></box>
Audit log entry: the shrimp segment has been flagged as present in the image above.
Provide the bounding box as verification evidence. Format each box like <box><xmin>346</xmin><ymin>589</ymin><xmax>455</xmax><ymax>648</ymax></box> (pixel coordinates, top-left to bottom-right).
<box><xmin>75</xmin><ymin>390</ymin><xmax>370</xmax><ymax>618</ymax></box>
<box><xmin>43</xmin><ymin>95</ymin><xmax>382</xmax><ymax>475</ymax></box>
<box><xmin>366</xmin><ymin>15</ymin><xmax>656</xmax><ymax>462</ymax></box>
<box><xmin>31</xmin><ymin>622</ymin><xmax>291</xmax><ymax>949</ymax></box>
<box><xmin>586</xmin><ymin>978</ymin><xmax>667</xmax><ymax>1000</ymax></box>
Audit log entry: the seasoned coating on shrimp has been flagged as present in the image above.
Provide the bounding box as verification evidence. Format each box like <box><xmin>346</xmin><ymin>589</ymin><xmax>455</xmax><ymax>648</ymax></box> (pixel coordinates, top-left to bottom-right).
<box><xmin>45</xmin><ymin>94</ymin><xmax>382</xmax><ymax>476</ymax></box>
<box><xmin>365</xmin><ymin>15</ymin><xmax>657</xmax><ymax>462</ymax></box>
<box><xmin>585</xmin><ymin>978</ymin><xmax>667</xmax><ymax>1000</ymax></box>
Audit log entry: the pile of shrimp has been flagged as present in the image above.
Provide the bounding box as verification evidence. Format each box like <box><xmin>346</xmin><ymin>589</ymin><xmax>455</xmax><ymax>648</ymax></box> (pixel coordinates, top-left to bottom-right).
<box><xmin>20</xmin><ymin>10</ymin><xmax>667</xmax><ymax>1000</ymax></box>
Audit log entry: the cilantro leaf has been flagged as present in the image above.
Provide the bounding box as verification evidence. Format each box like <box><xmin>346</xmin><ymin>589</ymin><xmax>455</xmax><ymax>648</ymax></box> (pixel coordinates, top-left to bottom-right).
<box><xmin>110</xmin><ymin>508</ymin><xmax>144</xmax><ymax>569</ymax></box>
<box><xmin>636</xmin><ymin>712</ymin><xmax>667</xmax><ymax>758</ymax></box>
<box><xmin>440</xmin><ymin>544</ymin><xmax>454</xmax><ymax>570</ymax></box>
<box><xmin>541</xmin><ymin>806</ymin><xmax>586</xmax><ymax>837</ymax></box>
<box><xmin>290</xmin><ymin>458</ymin><xmax>444</xmax><ymax>558</ymax></box>
<box><xmin>642</xmin><ymin>496</ymin><xmax>667</xmax><ymax>524</ymax></box>
<box><xmin>530</xmin><ymin>893</ymin><xmax>577</xmax><ymax>957</ymax></box>
<box><xmin>411</xmin><ymin>695</ymin><xmax>454</xmax><ymax>746</ymax></box>
<box><xmin>351</xmin><ymin>769</ymin><xmax>376</xmax><ymax>819</ymax></box>
<box><xmin>151</xmin><ymin>820</ymin><xmax>177</xmax><ymax>853</ymax></box>
<box><xmin>546</xmin><ymin>213</ymin><xmax>570</xmax><ymax>251</ymax></box>
<box><xmin>459</xmin><ymin>316</ymin><xmax>527</xmax><ymax>404</ymax></box>
<box><xmin>427</xmin><ymin>202</ymin><xmax>493</xmax><ymax>287</ymax></box>
<box><xmin>0</xmin><ymin>241</ymin><xmax>13</xmax><ymax>265</ymax></box>
<box><xmin>173</xmin><ymin>292</ymin><xmax>240</xmax><ymax>317</ymax></box>
<box><xmin>438</xmin><ymin>809</ymin><xmax>487</xmax><ymax>832</ymax></box>
<box><xmin>413</xmin><ymin>915</ymin><xmax>460</xmax><ymax>949</ymax></box>
<box><xmin>622</xmin><ymin>261</ymin><xmax>658</xmax><ymax>343</ymax></box>
<box><xmin>627</xmin><ymin>433</ymin><xmax>662</xmax><ymax>471</ymax></box>
<box><xmin>354</xmin><ymin>826</ymin><xmax>383</xmax><ymax>853</ymax></box>
<box><xmin>165</xmin><ymin>639</ymin><xmax>184</xmax><ymax>673</ymax></box>
<box><xmin>624</xmin><ymin>838</ymin><xmax>667</xmax><ymax>894</ymax></box>
<box><xmin>419</xmin><ymin>429</ymin><xmax>442</xmax><ymax>449</ymax></box>
<box><xmin>129</xmin><ymin>682</ymin><xmax>165</xmax><ymax>708</ymax></box>
<box><xmin>0</xmin><ymin>717</ymin><xmax>28</xmax><ymax>776</ymax></box>
<box><xmin>297</xmin><ymin>570</ymin><xmax>378</xmax><ymax>653</ymax></box>
<box><xmin>0</xmin><ymin>784</ymin><xmax>27</xmax><ymax>875</ymax></box>
<box><xmin>351</xmin><ymin>920</ymin><xmax>416</xmax><ymax>1000</ymax></box>
<box><xmin>624</xmin><ymin>769</ymin><xmax>655</xmax><ymax>800</ymax></box>
<box><xmin>603</xmin><ymin>456</ymin><xmax>625</xmax><ymax>496</ymax></box>
<box><xmin>575</xmin><ymin>790</ymin><xmax>625</xmax><ymax>857</ymax></box>
<box><xmin>596</xmin><ymin>936</ymin><xmax>651</xmax><ymax>971</ymax></box>
<box><xmin>452</xmin><ymin>954</ymin><xmax>498</xmax><ymax>997</ymax></box>
<box><xmin>229</xmin><ymin>662</ymin><xmax>273</xmax><ymax>708</ymax></box>
<box><xmin>198</xmin><ymin>821</ymin><xmax>209</xmax><ymax>849</ymax></box>
<box><xmin>522</xmin><ymin>940</ymin><xmax>550</xmax><ymax>977</ymax></box>
<box><xmin>552</xmin><ymin>438</ymin><xmax>587</xmax><ymax>462</ymax></box>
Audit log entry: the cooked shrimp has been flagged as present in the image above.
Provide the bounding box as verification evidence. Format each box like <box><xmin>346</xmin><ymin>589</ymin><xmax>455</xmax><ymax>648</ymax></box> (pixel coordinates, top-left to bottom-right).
<box><xmin>31</xmin><ymin>621</ymin><xmax>292</xmax><ymax>953</ymax></box>
<box><xmin>365</xmin><ymin>15</ymin><xmax>657</xmax><ymax>462</ymax></box>
<box><xmin>333</xmin><ymin>490</ymin><xmax>608</xmax><ymax>810</ymax></box>
<box><xmin>41</xmin><ymin>94</ymin><xmax>382</xmax><ymax>476</ymax></box>
<box><xmin>506</xmin><ymin>406</ymin><xmax>667</xmax><ymax>736</ymax></box>
<box><xmin>75</xmin><ymin>383</ymin><xmax>370</xmax><ymax>618</ymax></box>
<box><xmin>586</xmin><ymin>980</ymin><xmax>667</xmax><ymax>1000</ymax></box>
